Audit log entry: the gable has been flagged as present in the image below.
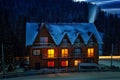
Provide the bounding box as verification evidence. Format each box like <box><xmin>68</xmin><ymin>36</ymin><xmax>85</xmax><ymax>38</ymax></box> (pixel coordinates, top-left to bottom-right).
<box><xmin>33</xmin><ymin>24</ymin><xmax>56</xmax><ymax>45</ymax></box>
<box><xmin>60</xmin><ymin>33</ymin><xmax>71</xmax><ymax>44</ymax></box>
<box><xmin>74</xmin><ymin>33</ymin><xmax>84</xmax><ymax>44</ymax></box>
<box><xmin>88</xmin><ymin>34</ymin><xmax>97</xmax><ymax>44</ymax></box>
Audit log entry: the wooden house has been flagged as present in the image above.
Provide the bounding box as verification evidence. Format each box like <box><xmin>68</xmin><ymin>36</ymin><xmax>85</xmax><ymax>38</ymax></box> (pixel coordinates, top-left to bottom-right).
<box><xmin>26</xmin><ymin>23</ymin><xmax>103</xmax><ymax>69</ymax></box>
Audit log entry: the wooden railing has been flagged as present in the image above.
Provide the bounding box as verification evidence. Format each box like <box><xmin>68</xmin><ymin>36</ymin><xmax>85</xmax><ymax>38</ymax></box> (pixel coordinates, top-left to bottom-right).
<box><xmin>60</xmin><ymin>43</ymin><xmax>71</xmax><ymax>47</ymax></box>
<box><xmin>73</xmin><ymin>43</ymin><xmax>85</xmax><ymax>47</ymax></box>
<box><xmin>33</xmin><ymin>43</ymin><xmax>56</xmax><ymax>47</ymax></box>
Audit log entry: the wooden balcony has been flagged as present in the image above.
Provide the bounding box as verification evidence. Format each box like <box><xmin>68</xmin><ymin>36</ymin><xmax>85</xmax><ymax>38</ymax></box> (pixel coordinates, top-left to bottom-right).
<box><xmin>71</xmin><ymin>53</ymin><xmax>87</xmax><ymax>58</ymax></box>
<box><xmin>60</xmin><ymin>43</ymin><xmax>71</xmax><ymax>47</ymax></box>
<box><xmin>87</xmin><ymin>42</ymin><xmax>98</xmax><ymax>47</ymax></box>
<box><xmin>33</xmin><ymin>43</ymin><xmax>56</xmax><ymax>48</ymax></box>
<box><xmin>73</xmin><ymin>43</ymin><xmax>85</xmax><ymax>47</ymax></box>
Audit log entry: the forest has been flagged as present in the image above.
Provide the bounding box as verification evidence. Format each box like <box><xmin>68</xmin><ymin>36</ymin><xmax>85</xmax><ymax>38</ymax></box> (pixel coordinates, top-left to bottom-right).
<box><xmin>0</xmin><ymin>0</ymin><xmax>120</xmax><ymax>61</ymax></box>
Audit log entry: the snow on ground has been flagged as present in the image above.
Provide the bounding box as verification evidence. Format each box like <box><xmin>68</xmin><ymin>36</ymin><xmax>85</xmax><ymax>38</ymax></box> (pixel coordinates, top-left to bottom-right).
<box><xmin>3</xmin><ymin>72</ymin><xmax>120</xmax><ymax>80</ymax></box>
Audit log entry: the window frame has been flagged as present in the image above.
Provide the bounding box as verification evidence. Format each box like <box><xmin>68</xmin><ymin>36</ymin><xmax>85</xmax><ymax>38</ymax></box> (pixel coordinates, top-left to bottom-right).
<box><xmin>61</xmin><ymin>49</ymin><xmax>68</xmax><ymax>58</ymax></box>
<box><xmin>87</xmin><ymin>48</ymin><xmax>94</xmax><ymax>57</ymax></box>
<box><xmin>40</xmin><ymin>37</ymin><xmax>48</xmax><ymax>43</ymax></box>
<box><xmin>74</xmin><ymin>48</ymin><xmax>81</xmax><ymax>57</ymax></box>
<box><xmin>48</xmin><ymin>49</ymin><xmax>55</xmax><ymax>58</ymax></box>
<box><xmin>74</xmin><ymin>60</ymin><xmax>81</xmax><ymax>66</ymax></box>
<box><xmin>61</xmin><ymin>60</ymin><xmax>68</xmax><ymax>67</ymax></box>
<box><xmin>76</xmin><ymin>38</ymin><xmax>80</xmax><ymax>43</ymax></box>
<box><xmin>32</xmin><ymin>49</ymin><xmax>40</xmax><ymax>56</ymax></box>
<box><xmin>62</xmin><ymin>39</ymin><xmax>67</xmax><ymax>43</ymax></box>
<box><xmin>48</xmin><ymin>61</ymin><xmax>55</xmax><ymax>67</ymax></box>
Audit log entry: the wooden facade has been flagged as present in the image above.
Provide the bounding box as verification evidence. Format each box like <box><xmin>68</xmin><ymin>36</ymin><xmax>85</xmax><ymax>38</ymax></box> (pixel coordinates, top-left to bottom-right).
<box><xmin>28</xmin><ymin>23</ymin><xmax>100</xmax><ymax>69</ymax></box>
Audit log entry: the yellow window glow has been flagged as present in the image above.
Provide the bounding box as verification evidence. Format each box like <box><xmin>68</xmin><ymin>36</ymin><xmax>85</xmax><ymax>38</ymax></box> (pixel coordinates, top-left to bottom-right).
<box><xmin>88</xmin><ymin>48</ymin><xmax>94</xmax><ymax>57</ymax></box>
<box><xmin>61</xmin><ymin>49</ymin><xmax>68</xmax><ymax>57</ymax></box>
<box><xmin>74</xmin><ymin>60</ymin><xmax>81</xmax><ymax>66</ymax></box>
<box><xmin>48</xmin><ymin>49</ymin><xmax>54</xmax><ymax>58</ymax></box>
<box><xmin>66</xmin><ymin>61</ymin><xmax>68</xmax><ymax>66</ymax></box>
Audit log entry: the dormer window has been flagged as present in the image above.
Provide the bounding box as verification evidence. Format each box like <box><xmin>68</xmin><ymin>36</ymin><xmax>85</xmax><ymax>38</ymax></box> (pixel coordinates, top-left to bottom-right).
<box><xmin>89</xmin><ymin>38</ymin><xmax>94</xmax><ymax>46</ymax></box>
<box><xmin>89</xmin><ymin>38</ymin><xmax>93</xmax><ymax>43</ymax></box>
<box><xmin>63</xmin><ymin>39</ymin><xmax>67</xmax><ymax>43</ymax></box>
<box><xmin>40</xmin><ymin>37</ymin><xmax>48</xmax><ymax>43</ymax></box>
<box><xmin>76</xmin><ymin>38</ymin><xmax>80</xmax><ymax>43</ymax></box>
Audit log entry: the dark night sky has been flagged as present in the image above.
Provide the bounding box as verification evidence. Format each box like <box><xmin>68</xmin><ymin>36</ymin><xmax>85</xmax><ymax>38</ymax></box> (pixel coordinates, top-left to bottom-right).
<box><xmin>74</xmin><ymin>0</ymin><xmax>120</xmax><ymax>16</ymax></box>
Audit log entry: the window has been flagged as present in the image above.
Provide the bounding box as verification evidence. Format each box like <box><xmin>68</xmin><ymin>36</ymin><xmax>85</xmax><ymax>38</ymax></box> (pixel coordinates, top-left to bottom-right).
<box><xmin>61</xmin><ymin>49</ymin><xmax>68</xmax><ymax>57</ymax></box>
<box><xmin>76</xmin><ymin>38</ymin><xmax>80</xmax><ymax>43</ymax></box>
<box><xmin>48</xmin><ymin>61</ymin><xmax>54</xmax><ymax>67</ymax></box>
<box><xmin>88</xmin><ymin>48</ymin><xmax>94</xmax><ymax>57</ymax></box>
<box><xmin>33</xmin><ymin>50</ymin><xmax>40</xmax><ymax>56</ymax></box>
<box><xmin>63</xmin><ymin>39</ymin><xmax>67</xmax><ymax>43</ymax></box>
<box><xmin>74</xmin><ymin>48</ymin><xmax>81</xmax><ymax>54</ymax></box>
<box><xmin>40</xmin><ymin>37</ymin><xmax>48</xmax><ymax>43</ymax></box>
<box><xmin>74</xmin><ymin>48</ymin><xmax>81</xmax><ymax>57</ymax></box>
<box><xmin>48</xmin><ymin>49</ymin><xmax>54</xmax><ymax>58</ymax></box>
<box><xmin>74</xmin><ymin>60</ymin><xmax>81</xmax><ymax>66</ymax></box>
<box><xmin>89</xmin><ymin>38</ymin><xmax>94</xmax><ymax>45</ymax></box>
<box><xmin>61</xmin><ymin>61</ymin><xmax>68</xmax><ymax>67</ymax></box>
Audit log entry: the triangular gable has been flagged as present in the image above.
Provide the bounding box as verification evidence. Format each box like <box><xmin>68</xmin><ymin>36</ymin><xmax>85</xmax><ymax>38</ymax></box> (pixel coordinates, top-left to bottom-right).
<box><xmin>59</xmin><ymin>33</ymin><xmax>71</xmax><ymax>45</ymax></box>
<box><xmin>89</xmin><ymin>24</ymin><xmax>103</xmax><ymax>44</ymax></box>
<box><xmin>74</xmin><ymin>33</ymin><xmax>84</xmax><ymax>44</ymax></box>
<box><xmin>45</xmin><ymin>24</ymin><xmax>63</xmax><ymax>45</ymax></box>
<box><xmin>33</xmin><ymin>23</ymin><xmax>56</xmax><ymax>45</ymax></box>
<box><xmin>67</xmin><ymin>32</ymin><xmax>78</xmax><ymax>45</ymax></box>
<box><xmin>87</xmin><ymin>33</ymin><xmax>97</xmax><ymax>44</ymax></box>
<box><xmin>80</xmin><ymin>32</ymin><xmax>89</xmax><ymax>45</ymax></box>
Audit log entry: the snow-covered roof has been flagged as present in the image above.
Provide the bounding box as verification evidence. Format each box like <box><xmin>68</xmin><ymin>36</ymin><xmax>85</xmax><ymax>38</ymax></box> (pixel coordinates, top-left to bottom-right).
<box><xmin>26</xmin><ymin>23</ymin><xmax>103</xmax><ymax>46</ymax></box>
<box><xmin>26</xmin><ymin>23</ymin><xmax>39</xmax><ymax>46</ymax></box>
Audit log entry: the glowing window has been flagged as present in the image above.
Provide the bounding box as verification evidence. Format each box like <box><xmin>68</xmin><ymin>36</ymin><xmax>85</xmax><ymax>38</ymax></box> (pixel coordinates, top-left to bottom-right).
<box><xmin>33</xmin><ymin>50</ymin><xmax>40</xmax><ymax>56</ymax></box>
<box><xmin>61</xmin><ymin>49</ymin><xmax>68</xmax><ymax>57</ymax></box>
<box><xmin>48</xmin><ymin>49</ymin><xmax>54</xmax><ymax>58</ymax></box>
<box><xmin>74</xmin><ymin>60</ymin><xmax>81</xmax><ymax>66</ymax></box>
<box><xmin>61</xmin><ymin>61</ymin><xmax>68</xmax><ymax>67</ymax></box>
<box><xmin>48</xmin><ymin>61</ymin><xmax>54</xmax><ymax>67</ymax></box>
<box><xmin>88</xmin><ymin>48</ymin><xmax>94</xmax><ymax>57</ymax></box>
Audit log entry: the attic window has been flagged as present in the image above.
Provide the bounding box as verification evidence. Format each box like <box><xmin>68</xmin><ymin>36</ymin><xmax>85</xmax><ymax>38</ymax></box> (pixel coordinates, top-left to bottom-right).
<box><xmin>76</xmin><ymin>38</ymin><xmax>80</xmax><ymax>43</ymax></box>
<box><xmin>40</xmin><ymin>37</ymin><xmax>48</xmax><ymax>43</ymax></box>
<box><xmin>89</xmin><ymin>38</ymin><xmax>93</xmax><ymax>44</ymax></box>
<box><xmin>63</xmin><ymin>39</ymin><xmax>67</xmax><ymax>43</ymax></box>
